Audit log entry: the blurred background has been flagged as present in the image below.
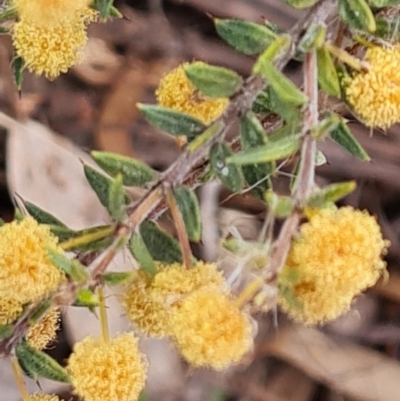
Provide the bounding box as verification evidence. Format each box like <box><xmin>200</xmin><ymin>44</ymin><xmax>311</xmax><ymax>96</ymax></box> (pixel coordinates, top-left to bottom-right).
<box><xmin>1</xmin><ymin>0</ymin><xmax>400</xmax><ymax>400</ymax></box>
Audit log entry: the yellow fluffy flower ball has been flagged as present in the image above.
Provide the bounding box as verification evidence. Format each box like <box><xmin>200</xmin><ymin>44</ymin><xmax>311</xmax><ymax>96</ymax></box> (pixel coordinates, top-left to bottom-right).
<box><xmin>151</xmin><ymin>261</ymin><xmax>226</xmax><ymax>302</ymax></box>
<box><xmin>278</xmin><ymin>206</ymin><xmax>389</xmax><ymax>325</ymax></box>
<box><xmin>156</xmin><ymin>62</ymin><xmax>229</xmax><ymax>124</ymax></box>
<box><xmin>68</xmin><ymin>333</ymin><xmax>147</xmax><ymax>401</ymax></box>
<box><xmin>12</xmin><ymin>0</ymin><xmax>93</xmax><ymax>25</ymax></box>
<box><xmin>122</xmin><ymin>272</ymin><xmax>170</xmax><ymax>338</ymax></box>
<box><xmin>13</xmin><ymin>8</ymin><xmax>97</xmax><ymax>79</ymax></box>
<box><xmin>346</xmin><ymin>44</ymin><xmax>400</xmax><ymax>129</ymax></box>
<box><xmin>171</xmin><ymin>289</ymin><xmax>253</xmax><ymax>370</ymax></box>
<box><xmin>122</xmin><ymin>262</ymin><xmax>226</xmax><ymax>337</ymax></box>
<box><xmin>26</xmin><ymin>393</ymin><xmax>61</xmax><ymax>401</ymax></box>
<box><xmin>0</xmin><ymin>218</ymin><xmax>64</xmax><ymax>304</ymax></box>
<box><xmin>0</xmin><ymin>297</ymin><xmax>23</xmax><ymax>325</ymax></box>
<box><xmin>27</xmin><ymin>308</ymin><xmax>60</xmax><ymax>350</ymax></box>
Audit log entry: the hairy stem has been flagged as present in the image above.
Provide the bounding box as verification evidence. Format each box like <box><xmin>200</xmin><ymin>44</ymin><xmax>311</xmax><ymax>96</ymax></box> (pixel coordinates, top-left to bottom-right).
<box><xmin>269</xmin><ymin>48</ymin><xmax>320</xmax><ymax>279</ymax></box>
<box><xmin>98</xmin><ymin>287</ymin><xmax>110</xmax><ymax>342</ymax></box>
<box><xmin>164</xmin><ymin>183</ymin><xmax>193</xmax><ymax>269</ymax></box>
<box><xmin>294</xmin><ymin>50</ymin><xmax>319</xmax><ymax>202</ymax></box>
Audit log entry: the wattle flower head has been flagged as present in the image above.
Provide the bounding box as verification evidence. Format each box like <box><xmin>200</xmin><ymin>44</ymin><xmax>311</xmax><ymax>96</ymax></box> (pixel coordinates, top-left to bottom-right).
<box><xmin>0</xmin><ymin>217</ymin><xmax>64</xmax><ymax>304</ymax></box>
<box><xmin>171</xmin><ymin>289</ymin><xmax>253</xmax><ymax>370</ymax></box>
<box><xmin>278</xmin><ymin>206</ymin><xmax>389</xmax><ymax>324</ymax></box>
<box><xmin>68</xmin><ymin>333</ymin><xmax>147</xmax><ymax>401</ymax></box>
<box><xmin>346</xmin><ymin>45</ymin><xmax>400</xmax><ymax>129</ymax></box>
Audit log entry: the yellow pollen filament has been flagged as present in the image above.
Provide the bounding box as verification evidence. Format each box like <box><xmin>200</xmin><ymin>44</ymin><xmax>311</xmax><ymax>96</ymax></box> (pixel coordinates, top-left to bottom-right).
<box><xmin>346</xmin><ymin>44</ymin><xmax>400</xmax><ymax>129</ymax></box>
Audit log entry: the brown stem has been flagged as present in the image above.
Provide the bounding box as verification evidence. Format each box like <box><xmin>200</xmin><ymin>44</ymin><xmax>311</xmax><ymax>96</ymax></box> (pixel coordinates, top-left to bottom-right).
<box><xmin>164</xmin><ymin>183</ymin><xmax>193</xmax><ymax>269</ymax></box>
<box><xmin>294</xmin><ymin>50</ymin><xmax>319</xmax><ymax>203</ymax></box>
<box><xmin>268</xmin><ymin>213</ymin><xmax>301</xmax><ymax>279</ymax></box>
<box><xmin>269</xmin><ymin>49</ymin><xmax>320</xmax><ymax>278</ymax></box>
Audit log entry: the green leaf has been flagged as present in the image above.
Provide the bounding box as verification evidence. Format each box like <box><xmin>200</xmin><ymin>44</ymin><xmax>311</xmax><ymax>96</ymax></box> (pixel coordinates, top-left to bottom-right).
<box><xmin>367</xmin><ymin>0</ymin><xmax>400</xmax><ymax>7</ymax></box>
<box><xmin>240</xmin><ymin>111</ymin><xmax>267</xmax><ymax>148</ymax></box>
<box><xmin>317</xmin><ymin>47</ymin><xmax>341</xmax><ymax>98</ymax></box>
<box><xmin>311</xmin><ymin>112</ymin><xmax>342</xmax><ymax>139</ymax></box>
<box><xmin>138</xmin><ymin>104</ymin><xmax>205</xmax><ymax>139</ymax></box>
<box><xmin>253</xmin><ymin>34</ymin><xmax>291</xmax><ymax>65</ymax></box>
<box><xmin>215</xmin><ymin>19</ymin><xmax>277</xmax><ymax>55</ymax></box>
<box><xmin>109</xmin><ymin>5</ymin><xmax>123</xmax><ymax>18</ymax></box>
<box><xmin>0</xmin><ymin>7</ymin><xmax>17</xmax><ymax>23</ymax></box>
<box><xmin>73</xmin><ymin>288</ymin><xmax>99</xmax><ymax>308</ymax></box>
<box><xmin>264</xmin><ymin>191</ymin><xmax>295</xmax><ymax>218</ymax></box>
<box><xmin>173</xmin><ymin>186</ymin><xmax>202</xmax><ymax>242</ymax></box>
<box><xmin>92</xmin><ymin>0</ymin><xmax>113</xmax><ymax>18</ymax></box>
<box><xmin>330</xmin><ymin>119</ymin><xmax>370</xmax><ymax>161</ymax></box>
<box><xmin>187</xmin><ymin>120</ymin><xmax>225</xmax><ymax>152</ymax></box>
<box><xmin>18</xmin><ymin>352</ymin><xmax>39</xmax><ymax>381</ymax></box>
<box><xmin>227</xmin><ymin>134</ymin><xmax>301</xmax><ymax>165</ymax></box>
<box><xmin>102</xmin><ymin>271</ymin><xmax>135</xmax><ymax>286</ymax></box>
<box><xmin>46</xmin><ymin>248</ymin><xmax>73</xmax><ymax>275</ymax></box>
<box><xmin>0</xmin><ymin>324</ymin><xmax>13</xmax><ymax>339</ymax></box>
<box><xmin>280</xmin><ymin>0</ymin><xmax>319</xmax><ymax>9</ymax></box>
<box><xmin>306</xmin><ymin>181</ymin><xmax>357</xmax><ymax>208</ymax></box>
<box><xmin>184</xmin><ymin>62</ymin><xmax>243</xmax><ymax>98</ymax></box>
<box><xmin>298</xmin><ymin>23</ymin><xmax>326</xmax><ymax>52</ymax></box>
<box><xmin>16</xmin><ymin>341</ymin><xmax>70</xmax><ymax>383</ymax></box>
<box><xmin>339</xmin><ymin>0</ymin><xmax>376</xmax><ymax>32</ymax></box>
<box><xmin>243</xmin><ymin>164</ymin><xmax>273</xmax><ymax>197</ymax></box>
<box><xmin>270</xmin><ymin>86</ymin><xmax>303</xmax><ymax>124</ymax></box>
<box><xmin>12</xmin><ymin>56</ymin><xmax>24</xmax><ymax>92</ymax></box>
<box><xmin>252</xmin><ymin>86</ymin><xmax>302</xmax><ymax>124</ymax></box>
<box><xmin>129</xmin><ymin>231</ymin><xmax>157</xmax><ymax>276</ymax></box>
<box><xmin>56</xmin><ymin>225</ymin><xmax>114</xmax><ymax>251</ymax></box>
<box><xmin>254</xmin><ymin>59</ymin><xmax>308</xmax><ymax>106</ymax></box>
<box><xmin>140</xmin><ymin>221</ymin><xmax>183</xmax><ymax>264</ymax></box>
<box><xmin>28</xmin><ymin>300</ymin><xmax>52</xmax><ymax>326</ymax></box>
<box><xmin>84</xmin><ymin>165</ymin><xmax>130</xmax><ymax>210</ymax></box>
<box><xmin>240</xmin><ymin>112</ymin><xmax>274</xmax><ymax>197</ymax></box>
<box><xmin>24</xmin><ymin>201</ymin><xmax>67</xmax><ymax>227</ymax></box>
<box><xmin>252</xmin><ymin>89</ymin><xmax>272</xmax><ymax>115</ymax></box>
<box><xmin>268</xmin><ymin>120</ymin><xmax>301</xmax><ymax>142</ymax></box>
<box><xmin>108</xmin><ymin>174</ymin><xmax>127</xmax><ymax>221</ymax></box>
<box><xmin>61</xmin><ymin>236</ymin><xmax>112</xmax><ymax>252</ymax></box>
<box><xmin>315</xmin><ymin>150</ymin><xmax>327</xmax><ymax>166</ymax></box>
<box><xmin>375</xmin><ymin>17</ymin><xmax>400</xmax><ymax>40</ymax></box>
<box><xmin>210</xmin><ymin>142</ymin><xmax>245</xmax><ymax>193</ymax></box>
<box><xmin>91</xmin><ymin>151</ymin><xmax>157</xmax><ymax>187</ymax></box>
<box><xmin>46</xmin><ymin>249</ymin><xmax>88</xmax><ymax>283</ymax></box>
<box><xmin>48</xmin><ymin>226</ymin><xmax>76</xmax><ymax>242</ymax></box>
